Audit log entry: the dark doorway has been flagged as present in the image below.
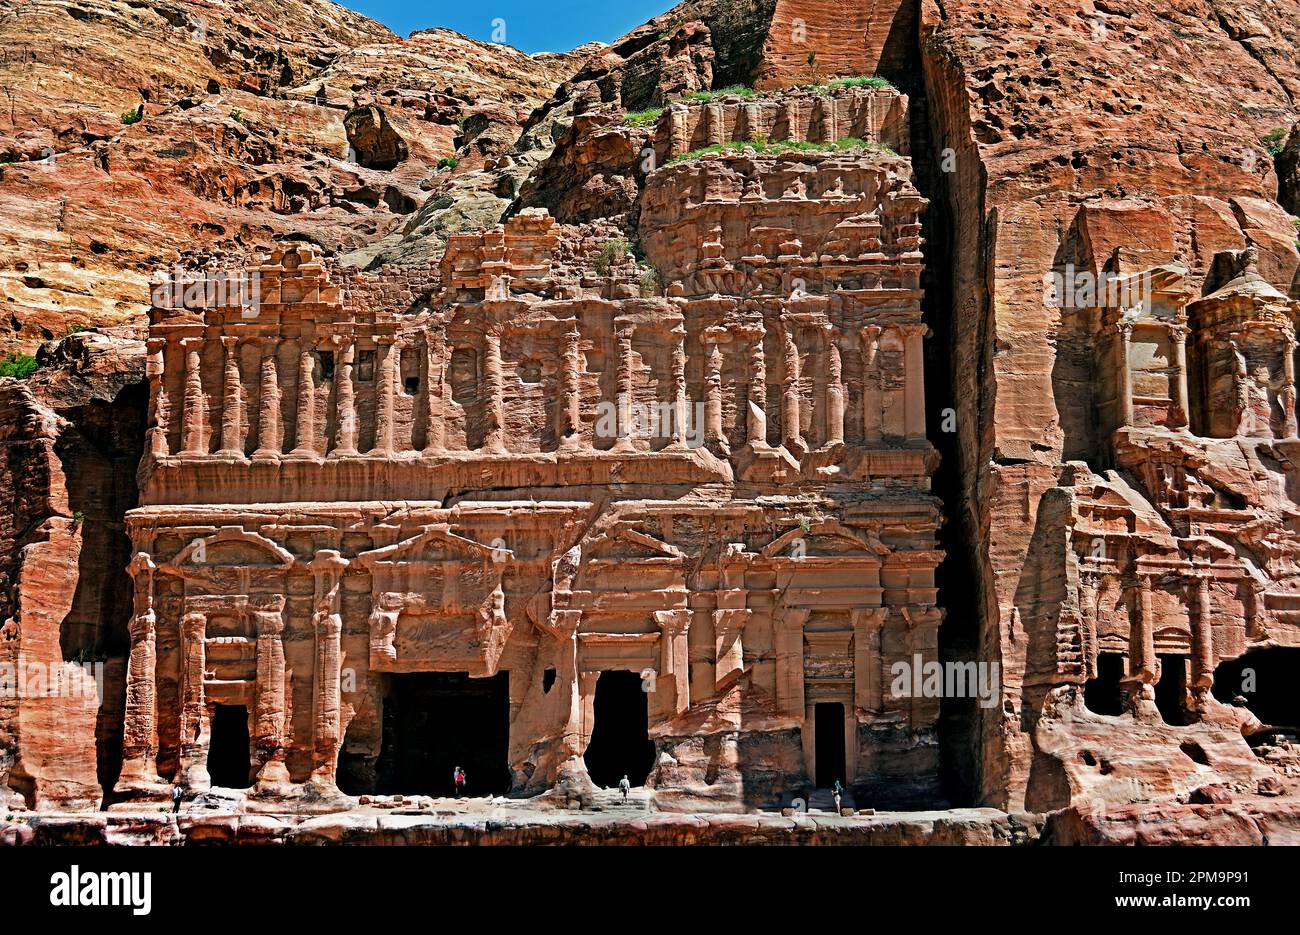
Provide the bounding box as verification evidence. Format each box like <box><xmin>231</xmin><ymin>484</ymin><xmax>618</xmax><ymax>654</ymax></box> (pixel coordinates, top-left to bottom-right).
<box><xmin>584</xmin><ymin>670</ymin><xmax>654</xmax><ymax>788</ymax></box>
<box><xmin>814</xmin><ymin>702</ymin><xmax>846</xmax><ymax>788</ymax></box>
<box><xmin>377</xmin><ymin>671</ymin><xmax>510</xmax><ymax>797</ymax></box>
<box><xmin>1155</xmin><ymin>654</ymin><xmax>1189</xmax><ymax>725</ymax></box>
<box><xmin>1084</xmin><ymin>652</ymin><xmax>1125</xmax><ymax>715</ymax></box>
<box><xmin>207</xmin><ymin>704</ymin><xmax>251</xmax><ymax>788</ymax></box>
<box><xmin>1213</xmin><ymin>647</ymin><xmax>1300</xmax><ymax>729</ymax></box>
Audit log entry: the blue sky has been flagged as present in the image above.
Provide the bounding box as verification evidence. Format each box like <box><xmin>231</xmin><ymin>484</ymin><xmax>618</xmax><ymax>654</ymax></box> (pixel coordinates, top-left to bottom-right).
<box><xmin>341</xmin><ymin>0</ymin><xmax>671</xmax><ymax>54</ymax></box>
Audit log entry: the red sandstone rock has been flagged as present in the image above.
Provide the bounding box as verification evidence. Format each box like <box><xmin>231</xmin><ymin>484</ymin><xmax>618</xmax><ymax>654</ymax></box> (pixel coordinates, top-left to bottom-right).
<box><xmin>3</xmin><ymin>0</ymin><xmax>1300</xmax><ymax>847</ymax></box>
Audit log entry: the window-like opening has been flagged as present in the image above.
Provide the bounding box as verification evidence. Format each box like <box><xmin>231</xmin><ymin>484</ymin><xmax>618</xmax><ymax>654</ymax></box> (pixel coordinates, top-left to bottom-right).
<box><xmin>404</xmin><ymin>376</ymin><xmax>419</xmax><ymax>395</ymax></box>
<box><xmin>1155</xmin><ymin>654</ymin><xmax>1190</xmax><ymax>725</ymax></box>
<box><xmin>542</xmin><ymin>667</ymin><xmax>556</xmax><ymax>694</ymax></box>
<box><xmin>813</xmin><ymin>702</ymin><xmax>846</xmax><ymax>788</ymax></box>
<box><xmin>207</xmin><ymin>704</ymin><xmax>252</xmax><ymax>789</ymax></box>
<box><xmin>317</xmin><ymin>350</ymin><xmax>335</xmax><ymax>381</ymax></box>
<box><xmin>357</xmin><ymin>349</ymin><xmax>375</xmax><ymax>382</ymax></box>
<box><xmin>1084</xmin><ymin>651</ymin><xmax>1125</xmax><ymax>715</ymax></box>
<box><xmin>376</xmin><ymin>671</ymin><xmax>511</xmax><ymax>797</ymax></box>
<box><xmin>584</xmin><ymin>670</ymin><xmax>654</xmax><ymax>788</ymax></box>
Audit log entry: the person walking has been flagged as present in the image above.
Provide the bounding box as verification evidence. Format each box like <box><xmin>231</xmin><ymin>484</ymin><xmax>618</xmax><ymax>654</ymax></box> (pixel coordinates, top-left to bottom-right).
<box><xmin>618</xmin><ymin>774</ymin><xmax>631</xmax><ymax>803</ymax></box>
<box><xmin>171</xmin><ymin>782</ymin><xmax>183</xmax><ymax>814</ymax></box>
<box><xmin>831</xmin><ymin>779</ymin><xmax>843</xmax><ymax>816</ymax></box>
<box><xmin>453</xmin><ymin>765</ymin><xmax>466</xmax><ymax>797</ymax></box>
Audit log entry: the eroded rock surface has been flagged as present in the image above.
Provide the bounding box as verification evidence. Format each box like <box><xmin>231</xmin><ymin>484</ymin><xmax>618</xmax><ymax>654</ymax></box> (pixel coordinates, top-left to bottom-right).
<box><xmin>3</xmin><ymin>0</ymin><xmax>1300</xmax><ymax>846</ymax></box>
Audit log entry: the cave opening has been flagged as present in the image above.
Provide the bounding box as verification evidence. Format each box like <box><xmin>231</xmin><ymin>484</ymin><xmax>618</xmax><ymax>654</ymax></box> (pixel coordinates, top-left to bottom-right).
<box><xmin>1084</xmin><ymin>651</ymin><xmax>1126</xmax><ymax>716</ymax></box>
<box><xmin>376</xmin><ymin>671</ymin><xmax>511</xmax><ymax>797</ymax></box>
<box><xmin>584</xmin><ymin>670</ymin><xmax>654</xmax><ymax>789</ymax></box>
<box><xmin>813</xmin><ymin>702</ymin><xmax>847</xmax><ymax>789</ymax></box>
<box><xmin>1213</xmin><ymin>648</ymin><xmax>1300</xmax><ymax>730</ymax></box>
<box><xmin>1154</xmin><ymin>654</ymin><xmax>1190</xmax><ymax>726</ymax></box>
<box><xmin>207</xmin><ymin>704</ymin><xmax>252</xmax><ymax>789</ymax></box>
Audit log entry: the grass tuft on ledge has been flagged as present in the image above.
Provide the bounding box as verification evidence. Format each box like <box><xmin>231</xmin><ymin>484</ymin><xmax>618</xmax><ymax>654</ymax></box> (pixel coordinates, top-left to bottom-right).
<box><xmin>668</xmin><ymin>137</ymin><xmax>895</xmax><ymax>164</ymax></box>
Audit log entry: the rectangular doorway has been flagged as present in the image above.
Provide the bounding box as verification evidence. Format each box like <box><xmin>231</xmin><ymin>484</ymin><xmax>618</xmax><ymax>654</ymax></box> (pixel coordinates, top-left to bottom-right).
<box><xmin>814</xmin><ymin>702</ymin><xmax>846</xmax><ymax>789</ymax></box>
<box><xmin>377</xmin><ymin>671</ymin><xmax>510</xmax><ymax>797</ymax></box>
<box><xmin>208</xmin><ymin>704</ymin><xmax>252</xmax><ymax>789</ymax></box>
<box><xmin>584</xmin><ymin>669</ymin><xmax>655</xmax><ymax>789</ymax></box>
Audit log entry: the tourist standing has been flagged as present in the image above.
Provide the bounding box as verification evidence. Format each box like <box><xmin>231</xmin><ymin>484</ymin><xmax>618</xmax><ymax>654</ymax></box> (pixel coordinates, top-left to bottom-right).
<box><xmin>171</xmin><ymin>782</ymin><xmax>183</xmax><ymax>814</ymax></box>
<box><xmin>453</xmin><ymin>765</ymin><xmax>466</xmax><ymax>797</ymax></box>
<box><xmin>618</xmin><ymin>774</ymin><xmax>631</xmax><ymax>802</ymax></box>
<box><xmin>832</xmin><ymin>779</ymin><xmax>843</xmax><ymax>816</ymax></box>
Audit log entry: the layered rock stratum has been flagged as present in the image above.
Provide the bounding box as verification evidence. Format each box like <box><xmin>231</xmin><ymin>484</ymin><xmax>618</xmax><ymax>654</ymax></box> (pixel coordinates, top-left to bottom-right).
<box><xmin>2</xmin><ymin>0</ymin><xmax>1300</xmax><ymax>844</ymax></box>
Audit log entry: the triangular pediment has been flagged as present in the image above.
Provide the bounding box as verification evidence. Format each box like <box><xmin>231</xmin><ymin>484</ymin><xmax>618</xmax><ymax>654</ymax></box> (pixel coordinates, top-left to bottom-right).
<box><xmin>357</xmin><ymin>524</ymin><xmax>510</xmax><ymax>567</ymax></box>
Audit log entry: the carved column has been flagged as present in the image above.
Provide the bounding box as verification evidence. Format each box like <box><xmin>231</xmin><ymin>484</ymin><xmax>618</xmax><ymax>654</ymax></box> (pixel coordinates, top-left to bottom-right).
<box><xmin>775</xmin><ymin>607</ymin><xmax>809</xmax><ymax>720</ymax></box>
<box><xmin>252</xmin><ymin>337</ymin><xmax>281</xmax><ymax>458</ymax></box>
<box><xmin>612</xmin><ymin>321</ymin><xmax>638</xmax><ymax>453</ymax></box>
<box><xmin>331</xmin><ymin>337</ymin><xmax>358</xmax><ymax>456</ymax></box>
<box><xmin>146</xmin><ymin>338</ymin><xmax>170</xmax><ymax>458</ymax></box>
<box><xmin>714</xmin><ymin>543</ymin><xmax>749</xmax><ymax>688</ymax></box>
<box><xmin>309</xmin><ymin>551</ymin><xmax>348</xmax><ymax>786</ymax></box>
<box><xmin>712</xmin><ymin>608</ymin><xmax>748</xmax><ymax>690</ymax></box>
<box><xmin>1191</xmin><ymin>574</ymin><xmax>1216</xmax><ymax>694</ymax></box>
<box><xmin>702</xmin><ymin>327</ymin><xmax>728</xmax><ymax>454</ymax></box>
<box><xmin>1127</xmin><ymin>574</ymin><xmax>1158</xmax><ymax>696</ymax></box>
<box><xmin>180</xmin><ymin>336</ymin><xmax>206</xmax><ymax>455</ymax></box>
<box><xmin>216</xmin><ymin>337</ymin><xmax>244</xmax><ymax>457</ymax></box>
<box><xmin>669</xmin><ymin>104</ymin><xmax>689</xmax><ymax>158</ymax></box>
<box><xmin>861</xmin><ymin>325</ymin><xmax>882</xmax><ymax>442</ymax></box>
<box><xmin>668</xmin><ymin>323</ymin><xmax>689</xmax><ymax>449</ymax></box>
<box><xmin>654</xmin><ymin>609</ymin><xmax>691</xmax><ymax>716</ymax></box>
<box><xmin>423</xmin><ymin>326</ymin><xmax>446</xmax><ymax>454</ymax></box>
<box><xmin>290</xmin><ymin>339</ymin><xmax>316</xmax><ymax>457</ymax></box>
<box><xmin>1170</xmin><ymin>323</ymin><xmax>1191</xmax><ymax>428</ymax></box>
<box><xmin>1117</xmin><ymin>322</ymin><xmax>1135</xmax><ymax>428</ymax></box>
<box><xmin>179</xmin><ymin>609</ymin><xmax>209</xmax><ymax>789</ymax></box>
<box><xmin>483</xmin><ymin>325</ymin><xmax>507</xmax><ymax>454</ymax></box>
<box><xmin>779</xmin><ymin>317</ymin><xmax>804</xmax><ymax>452</ymax></box>
<box><xmin>852</xmin><ymin>606</ymin><xmax>888</xmax><ymax>715</ymax></box>
<box><xmin>902</xmin><ymin>323</ymin><xmax>927</xmax><ymax>441</ymax></box>
<box><xmin>743</xmin><ymin>323</ymin><xmax>768</xmax><ymax>448</ymax></box>
<box><xmin>371</xmin><ymin>337</ymin><xmax>397</xmax><ymax>456</ymax></box>
<box><xmin>118</xmin><ymin>552</ymin><xmax>162</xmax><ymax>789</ymax></box>
<box><xmin>252</xmin><ymin>596</ymin><xmax>289</xmax><ymax>785</ymax></box>
<box><xmin>551</xmin><ymin>609</ymin><xmax>584</xmax><ymax>760</ymax></box>
<box><xmin>825</xmin><ymin>326</ymin><xmax>845</xmax><ymax>447</ymax></box>
<box><xmin>559</xmin><ymin>321</ymin><xmax>584</xmax><ymax>451</ymax></box>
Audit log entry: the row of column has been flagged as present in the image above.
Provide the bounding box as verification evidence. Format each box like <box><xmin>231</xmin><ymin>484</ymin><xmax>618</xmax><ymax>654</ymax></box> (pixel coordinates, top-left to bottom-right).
<box><xmin>151</xmin><ymin>318</ymin><xmax>928</xmax><ymax>460</ymax></box>
<box><xmin>700</xmin><ymin>320</ymin><xmax>927</xmax><ymax>452</ymax></box>
<box><xmin>666</xmin><ymin>94</ymin><xmax>867</xmax><ymax>158</ymax></box>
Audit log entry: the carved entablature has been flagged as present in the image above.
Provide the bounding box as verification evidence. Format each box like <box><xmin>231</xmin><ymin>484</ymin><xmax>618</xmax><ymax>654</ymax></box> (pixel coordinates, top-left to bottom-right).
<box><xmin>357</xmin><ymin>524</ymin><xmax>513</xmax><ymax>677</ymax></box>
<box><xmin>1190</xmin><ymin>249</ymin><xmax>1300</xmax><ymax>441</ymax></box>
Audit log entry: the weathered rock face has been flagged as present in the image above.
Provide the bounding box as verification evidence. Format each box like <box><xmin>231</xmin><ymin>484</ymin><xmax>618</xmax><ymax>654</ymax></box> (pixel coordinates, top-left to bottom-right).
<box><xmin>917</xmin><ymin>0</ymin><xmax>1300</xmax><ymax>812</ymax></box>
<box><xmin>0</xmin><ymin>331</ymin><xmax>146</xmax><ymax>809</ymax></box>
<box><xmin>0</xmin><ymin>1</ymin><xmax>591</xmax><ymax>355</ymax></box>
<box><xmin>4</xmin><ymin>0</ymin><xmax>1300</xmax><ymax>844</ymax></box>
